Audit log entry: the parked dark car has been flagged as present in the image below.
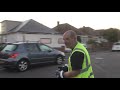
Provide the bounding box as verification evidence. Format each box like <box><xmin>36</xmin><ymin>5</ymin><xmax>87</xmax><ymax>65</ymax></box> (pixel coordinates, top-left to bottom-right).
<box><xmin>0</xmin><ymin>42</ymin><xmax>65</xmax><ymax>72</ymax></box>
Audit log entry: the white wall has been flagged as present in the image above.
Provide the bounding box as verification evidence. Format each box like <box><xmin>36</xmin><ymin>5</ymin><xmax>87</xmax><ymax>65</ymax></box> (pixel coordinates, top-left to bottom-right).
<box><xmin>5</xmin><ymin>33</ymin><xmax>71</xmax><ymax>51</ymax></box>
<box><xmin>16</xmin><ymin>33</ymin><xmax>25</xmax><ymax>41</ymax></box>
<box><xmin>5</xmin><ymin>33</ymin><xmax>18</xmax><ymax>43</ymax></box>
<box><xmin>5</xmin><ymin>33</ymin><xmax>64</xmax><ymax>48</ymax></box>
<box><xmin>5</xmin><ymin>33</ymin><xmax>24</xmax><ymax>43</ymax></box>
<box><xmin>24</xmin><ymin>34</ymin><xmax>65</xmax><ymax>48</ymax></box>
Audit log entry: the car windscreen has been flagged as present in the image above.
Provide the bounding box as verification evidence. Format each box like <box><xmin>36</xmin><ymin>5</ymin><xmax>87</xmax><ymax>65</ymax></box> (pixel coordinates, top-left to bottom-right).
<box><xmin>114</xmin><ymin>43</ymin><xmax>120</xmax><ymax>45</ymax></box>
<box><xmin>2</xmin><ymin>44</ymin><xmax>17</xmax><ymax>52</ymax></box>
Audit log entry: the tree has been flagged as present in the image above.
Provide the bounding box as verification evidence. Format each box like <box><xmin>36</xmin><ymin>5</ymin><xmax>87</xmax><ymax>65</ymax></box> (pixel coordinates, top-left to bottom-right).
<box><xmin>102</xmin><ymin>28</ymin><xmax>120</xmax><ymax>43</ymax></box>
<box><xmin>87</xmin><ymin>39</ymin><xmax>96</xmax><ymax>44</ymax></box>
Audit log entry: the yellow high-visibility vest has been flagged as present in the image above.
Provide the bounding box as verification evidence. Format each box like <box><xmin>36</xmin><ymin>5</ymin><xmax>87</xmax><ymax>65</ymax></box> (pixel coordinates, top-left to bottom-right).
<box><xmin>68</xmin><ymin>42</ymin><xmax>94</xmax><ymax>78</ymax></box>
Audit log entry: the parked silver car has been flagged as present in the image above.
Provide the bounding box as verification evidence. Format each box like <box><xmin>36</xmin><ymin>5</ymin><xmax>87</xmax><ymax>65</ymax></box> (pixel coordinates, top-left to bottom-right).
<box><xmin>112</xmin><ymin>42</ymin><xmax>120</xmax><ymax>51</ymax></box>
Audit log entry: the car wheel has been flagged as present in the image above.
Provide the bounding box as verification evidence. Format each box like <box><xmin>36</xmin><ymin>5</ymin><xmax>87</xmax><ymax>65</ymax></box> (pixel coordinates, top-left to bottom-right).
<box><xmin>17</xmin><ymin>60</ymin><xmax>29</xmax><ymax>72</ymax></box>
<box><xmin>56</xmin><ymin>56</ymin><xmax>63</xmax><ymax>65</ymax></box>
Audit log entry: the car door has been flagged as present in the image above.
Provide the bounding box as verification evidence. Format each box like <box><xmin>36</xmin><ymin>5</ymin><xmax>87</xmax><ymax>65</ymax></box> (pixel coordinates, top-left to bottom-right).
<box><xmin>37</xmin><ymin>44</ymin><xmax>55</xmax><ymax>63</ymax></box>
<box><xmin>25</xmin><ymin>43</ymin><xmax>42</xmax><ymax>64</ymax></box>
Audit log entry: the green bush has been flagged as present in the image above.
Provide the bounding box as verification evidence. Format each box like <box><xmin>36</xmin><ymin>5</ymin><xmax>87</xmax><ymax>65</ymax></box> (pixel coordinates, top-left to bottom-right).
<box><xmin>87</xmin><ymin>39</ymin><xmax>96</xmax><ymax>44</ymax></box>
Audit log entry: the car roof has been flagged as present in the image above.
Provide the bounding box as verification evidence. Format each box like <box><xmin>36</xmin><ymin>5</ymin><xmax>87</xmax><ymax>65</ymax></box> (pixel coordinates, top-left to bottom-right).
<box><xmin>8</xmin><ymin>42</ymin><xmax>44</xmax><ymax>45</ymax></box>
<box><xmin>114</xmin><ymin>42</ymin><xmax>120</xmax><ymax>44</ymax></box>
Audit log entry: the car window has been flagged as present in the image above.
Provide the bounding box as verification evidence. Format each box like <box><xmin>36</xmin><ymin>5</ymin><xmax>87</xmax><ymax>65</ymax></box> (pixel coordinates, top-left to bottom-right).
<box><xmin>15</xmin><ymin>44</ymin><xmax>26</xmax><ymax>52</ymax></box>
<box><xmin>38</xmin><ymin>44</ymin><xmax>52</xmax><ymax>52</ymax></box>
<box><xmin>2</xmin><ymin>44</ymin><xmax>17</xmax><ymax>52</ymax></box>
<box><xmin>114</xmin><ymin>43</ymin><xmax>120</xmax><ymax>45</ymax></box>
<box><xmin>0</xmin><ymin>44</ymin><xmax>6</xmax><ymax>51</ymax></box>
<box><xmin>25</xmin><ymin>44</ymin><xmax>39</xmax><ymax>52</ymax></box>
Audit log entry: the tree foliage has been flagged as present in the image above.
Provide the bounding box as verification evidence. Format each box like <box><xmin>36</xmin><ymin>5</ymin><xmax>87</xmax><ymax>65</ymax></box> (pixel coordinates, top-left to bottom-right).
<box><xmin>102</xmin><ymin>28</ymin><xmax>119</xmax><ymax>43</ymax></box>
<box><xmin>87</xmin><ymin>39</ymin><xmax>96</xmax><ymax>44</ymax></box>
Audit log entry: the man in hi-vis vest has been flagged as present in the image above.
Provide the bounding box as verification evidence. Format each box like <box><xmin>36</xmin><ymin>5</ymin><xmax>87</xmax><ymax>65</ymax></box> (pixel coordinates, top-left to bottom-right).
<box><xmin>56</xmin><ymin>30</ymin><xmax>94</xmax><ymax>78</ymax></box>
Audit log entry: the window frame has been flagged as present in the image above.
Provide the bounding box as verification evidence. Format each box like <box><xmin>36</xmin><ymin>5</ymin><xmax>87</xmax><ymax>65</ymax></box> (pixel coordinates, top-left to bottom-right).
<box><xmin>25</xmin><ymin>43</ymin><xmax>40</xmax><ymax>52</ymax></box>
<box><xmin>58</xmin><ymin>38</ymin><xmax>64</xmax><ymax>44</ymax></box>
<box><xmin>40</xmin><ymin>38</ymin><xmax>52</xmax><ymax>44</ymax></box>
<box><xmin>38</xmin><ymin>44</ymin><xmax>53</xmax><ymax>52</ymax></box>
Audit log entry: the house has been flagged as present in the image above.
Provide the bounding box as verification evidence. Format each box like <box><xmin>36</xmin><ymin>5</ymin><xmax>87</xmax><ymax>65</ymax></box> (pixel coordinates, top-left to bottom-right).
<box><xmin>53</xmin><ymin>21</ymin><xmax>78</xmax><ymax>34</ymax></box>
<box><xmin>0</xmin><ymin>19</ymin><xmax>109</xmax><ymax>52</ymax></box>
<box><xmin>0</xmin><ymin>19</ymin><xmax>66</xmax><ymax>51</ymax></box>
<box><xmin>94</xmin><ymin>29</ymin><xmax>108</xmax><ymax>43</ymax></box>
<box><xmin>53</xmin><ymin>22</ymin><xmax>90</xmax><ymax>50</ymax></box>
<box><xmin>77</xmin><ymin>26</ymin><xmax>95</xmax><ymax>45</ymax></box>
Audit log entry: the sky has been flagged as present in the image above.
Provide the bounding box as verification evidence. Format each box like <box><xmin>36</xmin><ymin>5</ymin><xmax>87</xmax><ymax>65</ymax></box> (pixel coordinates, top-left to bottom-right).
<box><xmin>0</xmin><ymin>12</ymin><xmax>120</xmax><ymax>30</ymax></box>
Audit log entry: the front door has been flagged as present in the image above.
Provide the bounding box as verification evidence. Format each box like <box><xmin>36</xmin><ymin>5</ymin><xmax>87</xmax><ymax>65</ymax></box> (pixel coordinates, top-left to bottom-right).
<box><xmin>37</xmin><ymin>44</ymin><xmax>55</xmax><ymax>63</ymax></box>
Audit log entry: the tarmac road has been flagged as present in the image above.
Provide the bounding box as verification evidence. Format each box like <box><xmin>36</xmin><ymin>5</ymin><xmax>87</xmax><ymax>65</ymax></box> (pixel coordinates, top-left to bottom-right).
<box><xmin>0</xmin><ymin>51</ymin><xmax>120</xmax><ymax>78</ymax></box>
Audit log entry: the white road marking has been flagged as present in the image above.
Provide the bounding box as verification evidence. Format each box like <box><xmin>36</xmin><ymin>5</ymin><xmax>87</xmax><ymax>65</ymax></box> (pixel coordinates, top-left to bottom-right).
<box><xmin>95</xmin><ymin>58</ymin><xmax>104</xmax><ymax>60</ymax></box>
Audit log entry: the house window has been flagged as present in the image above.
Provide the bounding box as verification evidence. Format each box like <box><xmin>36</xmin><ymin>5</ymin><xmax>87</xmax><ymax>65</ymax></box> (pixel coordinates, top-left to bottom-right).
<box><xmin>58</xmin><ymin>38</ymin><xmax>64</xmax><ymax>44</ymax></box>
<box><xmin>40</xmin><ymin>38</ymin><xmax>51</xmax><ymax>44</ymax></box>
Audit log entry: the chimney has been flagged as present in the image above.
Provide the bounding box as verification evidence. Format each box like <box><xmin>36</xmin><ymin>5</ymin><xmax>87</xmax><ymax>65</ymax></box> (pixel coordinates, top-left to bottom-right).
<box><xmin>57</xmin><ymin>21</ymin><xmax>59</xmax><ymax>26</ymax></box>
<box><xmin>83</xmin><ymin>26</ymin><xmax>85</xmax><ymax>28</ymax></box>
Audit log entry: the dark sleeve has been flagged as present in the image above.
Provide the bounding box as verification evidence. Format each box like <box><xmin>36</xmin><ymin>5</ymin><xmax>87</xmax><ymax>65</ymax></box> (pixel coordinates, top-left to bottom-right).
<box><xmin>71</xmin><ymin>51</ymin><xmax>84</xmax><ymax>70</ymax></box>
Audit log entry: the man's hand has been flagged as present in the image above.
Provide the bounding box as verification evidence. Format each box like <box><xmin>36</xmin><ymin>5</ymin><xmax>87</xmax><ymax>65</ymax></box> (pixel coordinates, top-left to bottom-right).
<box><xmin>55</xmin><ymin>64</ymin><xmax>68</xmax><ymax>78</ymax></box>
<box><xmin>58</xmin><ymin>64</ymin><xmax>68</xmax><ymax>72</ymax></box>
<box><xmin>62</xmin><ymin>64</ymin><xmax>68</xmax><ymax>72</ymax></box>
<box><xmin>55</xmin><ymin>70</ymin><xmax>64</xmax><ymax>78</ymax></box>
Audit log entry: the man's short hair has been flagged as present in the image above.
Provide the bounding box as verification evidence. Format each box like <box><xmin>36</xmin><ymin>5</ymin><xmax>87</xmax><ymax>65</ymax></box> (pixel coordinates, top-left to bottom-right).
<box><xmin>67</xmin><ymin>30</ymin><xmax>77</xmax><ymax>39</ymax></box>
